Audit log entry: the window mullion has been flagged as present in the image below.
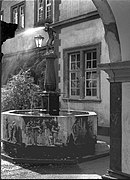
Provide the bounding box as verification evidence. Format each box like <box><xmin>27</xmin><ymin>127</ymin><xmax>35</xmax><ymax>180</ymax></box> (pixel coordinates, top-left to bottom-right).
<box><xmin>80</xmin><ymin>50</ymin><xmax>84</xmax><ymax>99</ymax></box>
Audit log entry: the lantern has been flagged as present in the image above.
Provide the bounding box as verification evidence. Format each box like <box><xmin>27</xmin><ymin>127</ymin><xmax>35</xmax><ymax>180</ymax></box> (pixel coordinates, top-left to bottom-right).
<box><xmin>34</xmin><ymin>35</ymin><xmax>44</xmax><ymax>48</ymax></box>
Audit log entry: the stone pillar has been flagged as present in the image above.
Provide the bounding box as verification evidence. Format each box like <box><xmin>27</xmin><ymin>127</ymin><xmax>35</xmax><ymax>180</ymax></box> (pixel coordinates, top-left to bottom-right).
<box><xmin>110</xmin><ymin>82</ymin><xmax>122</xmax><ymax>173</ymax></box>
<box><xmin>99</xmin><ymin>61</ymin><xmax>130</xmax><ymax>179</ymax></box>
<box><xmin>122</xmin><ymin>82</ymin><xmax>130</xmax><ymax>175</ymax></box>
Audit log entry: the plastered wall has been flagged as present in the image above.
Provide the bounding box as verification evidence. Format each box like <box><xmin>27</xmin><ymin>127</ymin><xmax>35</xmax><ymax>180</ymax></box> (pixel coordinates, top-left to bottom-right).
<box><xmin>59</xmin><ymin>0</ymin><xmax>96</xmax><ymax>21</ymax></box>
<box><xmin>59</xmin><ymin>18</ymin><xmax>110</xmax><ymax>127</ymax></box>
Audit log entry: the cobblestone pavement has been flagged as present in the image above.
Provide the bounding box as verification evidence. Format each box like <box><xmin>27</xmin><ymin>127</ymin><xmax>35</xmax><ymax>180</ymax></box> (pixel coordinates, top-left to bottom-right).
<box><xmin>1</xmin><ymin>156</ymin><xmax>109</xmax><ymax>179</ymax></box>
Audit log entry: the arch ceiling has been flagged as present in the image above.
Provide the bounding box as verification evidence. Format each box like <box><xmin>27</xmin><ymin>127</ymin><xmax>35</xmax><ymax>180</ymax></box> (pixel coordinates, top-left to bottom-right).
<box><xmin>92</xmin><ymin>0</ymin><xmax>130</xmax><ymax>62</ymax></box>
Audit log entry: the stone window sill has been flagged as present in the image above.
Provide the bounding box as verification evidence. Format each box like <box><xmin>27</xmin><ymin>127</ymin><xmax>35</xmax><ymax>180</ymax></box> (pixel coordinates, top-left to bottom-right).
<box><xmin>62</xmin><ymin>98</ymin><xmax>102</xmax><ymax>103</ymax></box>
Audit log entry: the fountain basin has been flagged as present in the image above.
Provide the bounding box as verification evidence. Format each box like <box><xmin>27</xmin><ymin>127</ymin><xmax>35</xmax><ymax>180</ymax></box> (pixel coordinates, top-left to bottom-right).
<box><xmin>1</xmin><ymin>109</ymin><xmax>97</xmax><ymax>162</ymax></box>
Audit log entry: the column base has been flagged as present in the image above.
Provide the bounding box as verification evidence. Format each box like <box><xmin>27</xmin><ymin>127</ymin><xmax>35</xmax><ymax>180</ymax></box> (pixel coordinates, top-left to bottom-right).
<box><xmin>102</xmin><ymin>169</ymin><xmax>130</xmax><ymax>179</ymax></box>
<box><xmin>41</xmin><ymin>91</ymin><xmax>60</xmax><ymax>115</ymax></box>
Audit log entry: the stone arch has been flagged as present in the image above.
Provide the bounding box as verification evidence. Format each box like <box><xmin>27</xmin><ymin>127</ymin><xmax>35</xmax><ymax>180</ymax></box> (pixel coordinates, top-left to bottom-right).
<box><xmin>92</xmin><ymin>0</ymin><xmax>121</xmax><ymax>63</ymax></box>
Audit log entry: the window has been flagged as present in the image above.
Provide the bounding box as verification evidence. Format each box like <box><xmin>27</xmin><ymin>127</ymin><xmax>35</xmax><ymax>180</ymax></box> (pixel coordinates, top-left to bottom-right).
<box><xmin>11</xmin><ymin>2</ymin><xmax>25</xmax><ymax>29</ymax></box>
<box><xmin>0</xmin><ymin>11</ymin><xmax>4</xmax><ymax>21</ymax></box>
<box><xmin>36</xmin><ymin>0</ymin><xmax>54</xmax><ymax>23</ymax></box>
<box><xmin>64</xmin><ymin>44</ymin><xmax>101</xmax><ymax>100</ymax></box>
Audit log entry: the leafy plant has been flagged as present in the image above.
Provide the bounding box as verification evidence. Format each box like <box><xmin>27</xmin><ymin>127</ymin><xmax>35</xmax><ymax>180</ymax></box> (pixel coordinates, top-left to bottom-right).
<box><xmin>1</xmin><ymin>69</ymin><xmax>42</xmax><ymax>112</ymax></box>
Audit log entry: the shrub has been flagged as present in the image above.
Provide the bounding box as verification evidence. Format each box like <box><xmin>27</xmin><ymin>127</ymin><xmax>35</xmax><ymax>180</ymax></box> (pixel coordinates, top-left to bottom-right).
<box><xmin>1</xmin><ymin>69</ymin><xmax>42</xmax><ymax>112</ymax></box>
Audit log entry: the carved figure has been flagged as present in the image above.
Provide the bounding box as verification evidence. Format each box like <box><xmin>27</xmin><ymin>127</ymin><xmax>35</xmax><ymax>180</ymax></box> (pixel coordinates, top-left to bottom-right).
<box><xmin>10</xmin><ymin>121</ymin><xmax>17</xmax><ymax>143</ymax></box>
<box><xmin>51</xmin><ymin>118</ymin><xmax>60</xmax><ymax>144</ymax></box>
<box><xmin>44</xmin><ymin>22</ymin><xmax>56</xmax><ymax>52</ymax></box>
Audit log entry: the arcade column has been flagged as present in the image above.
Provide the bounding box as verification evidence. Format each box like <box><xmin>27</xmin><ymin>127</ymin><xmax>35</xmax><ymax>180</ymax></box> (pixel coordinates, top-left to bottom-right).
<box><xmin>99</xmin><ymin>61</ymin><xmax>130</xmax><ymax>179</ymax></box>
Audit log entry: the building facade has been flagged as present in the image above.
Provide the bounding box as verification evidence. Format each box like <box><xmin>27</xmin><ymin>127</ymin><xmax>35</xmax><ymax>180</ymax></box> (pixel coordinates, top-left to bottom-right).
<box><xmin>1</xmin><ymin>0</ymin><xmax>110</xmax><ymax>139</ymax></box>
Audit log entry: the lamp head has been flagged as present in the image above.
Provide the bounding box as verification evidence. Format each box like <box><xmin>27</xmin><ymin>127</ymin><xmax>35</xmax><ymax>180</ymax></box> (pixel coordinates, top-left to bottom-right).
<box><xmin>34</xmin><ymin>35</ymin><xmax>44</xmax><ymax>48</ymax></box>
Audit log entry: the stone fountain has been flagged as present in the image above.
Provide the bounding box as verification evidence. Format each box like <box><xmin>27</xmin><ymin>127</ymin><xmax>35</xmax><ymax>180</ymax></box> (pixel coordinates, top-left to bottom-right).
<box><xmin>1</xmin><ymin>20</ymin><xmax>97</xmax><ymax>164</ymax></box>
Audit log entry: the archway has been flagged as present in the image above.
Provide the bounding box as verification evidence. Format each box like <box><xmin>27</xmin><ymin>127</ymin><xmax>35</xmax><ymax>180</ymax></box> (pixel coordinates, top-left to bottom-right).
<box><xmin>92</xmin><ymin>0</ymin><xmax>130</xmax><ymax>178</ymax></box>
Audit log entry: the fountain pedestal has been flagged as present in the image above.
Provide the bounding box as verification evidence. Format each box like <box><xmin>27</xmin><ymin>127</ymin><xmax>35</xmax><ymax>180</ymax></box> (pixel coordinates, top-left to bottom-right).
<box><xmin>41</xmin><ymin>51</ymin><xmax>59</xmax><ymax>115</ymax></box>
<box><xmin>44</xmin><ymin>52</ymin><xmax>57</xmax><ymax>91</ymax></box>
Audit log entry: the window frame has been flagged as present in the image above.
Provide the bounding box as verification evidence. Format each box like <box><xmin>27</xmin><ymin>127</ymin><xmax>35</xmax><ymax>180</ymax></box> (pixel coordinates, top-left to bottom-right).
<box><xmin>11</xmin><ymin>1</ymin><xmax>25</xmax><ymax>30</ymax></box>
<box><xmin>35</xmin><ymin>0</ymin><xmax>54</xmax><ymax>25</ymax></box>
<box><xmin>63</xmin><ymin>43</ymin><xmax>101</xmax><ymax>101</ymax></box>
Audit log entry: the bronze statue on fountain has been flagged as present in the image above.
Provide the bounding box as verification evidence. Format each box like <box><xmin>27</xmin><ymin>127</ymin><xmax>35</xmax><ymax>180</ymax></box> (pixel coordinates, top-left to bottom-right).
<box><xmin>44</xmin><ymin>21</ymin><xmax>56</xmax><ymax>54</ymax></box>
